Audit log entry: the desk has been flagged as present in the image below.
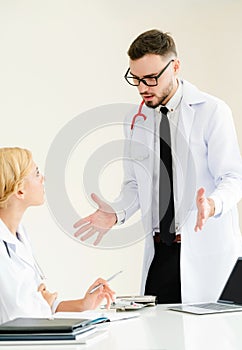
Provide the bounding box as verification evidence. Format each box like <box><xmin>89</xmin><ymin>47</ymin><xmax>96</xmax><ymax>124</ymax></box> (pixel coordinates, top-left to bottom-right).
<box><xmin>1</xmin><ymin>305</ymin><xmax>242</xmax><ymax>349</ymax></box>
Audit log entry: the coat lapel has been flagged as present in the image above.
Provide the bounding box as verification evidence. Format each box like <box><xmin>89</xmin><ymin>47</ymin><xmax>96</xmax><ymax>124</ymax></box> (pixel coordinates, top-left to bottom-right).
<box><xmin>175</xmin><ymin>80</ymin><xmax>206</xmax><ymax>226</ymax></box>
<box><xmin>0</xmin><ymin>219</ymin><xmax>35</xmax><ymax>267</ymax></box>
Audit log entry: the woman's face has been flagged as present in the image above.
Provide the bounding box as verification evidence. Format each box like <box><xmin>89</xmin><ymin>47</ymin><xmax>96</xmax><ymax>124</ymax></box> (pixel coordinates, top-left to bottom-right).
<box><xmin>22</xmin><ymin>162</ymin><xmax>45</xmax><ymax>207</ymax></box>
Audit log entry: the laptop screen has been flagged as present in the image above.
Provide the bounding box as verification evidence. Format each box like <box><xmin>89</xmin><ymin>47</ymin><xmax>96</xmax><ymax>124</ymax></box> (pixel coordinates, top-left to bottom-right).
<box><xmin>219</xmin><ymin>258</ymin><xmax>242</xmax><ymax>305</ymax></box>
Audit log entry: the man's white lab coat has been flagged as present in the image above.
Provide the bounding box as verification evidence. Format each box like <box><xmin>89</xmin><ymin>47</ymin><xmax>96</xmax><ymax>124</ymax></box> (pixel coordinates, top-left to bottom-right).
<box><xmin>115</xmin><ymin>80</ymin><xmax>242</xmax><ymax>303</ymax></box>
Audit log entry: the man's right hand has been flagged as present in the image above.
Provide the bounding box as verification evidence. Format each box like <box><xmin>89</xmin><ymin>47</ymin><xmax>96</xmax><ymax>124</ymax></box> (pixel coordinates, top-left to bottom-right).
<box><xmin>73</xmin><ymin>193</ymin><xmax>117</xmax><ymax>245</ymax></box>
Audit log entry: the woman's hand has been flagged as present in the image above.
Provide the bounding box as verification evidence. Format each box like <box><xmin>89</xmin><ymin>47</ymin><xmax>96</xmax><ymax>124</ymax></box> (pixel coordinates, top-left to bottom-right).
<box><xmin>82</xmin><ymin>278</ymin><xmax>116</xmax><ymax>310</ymax></box>
<box><xmin>38</xmin><ymin>283</ymin><xmax>58</xmax><ymax>308</ymax></box>
<box><xmin>54</xmin><ymin>278</ymin><xmax>116</xmax><ymax>312</ymax></box>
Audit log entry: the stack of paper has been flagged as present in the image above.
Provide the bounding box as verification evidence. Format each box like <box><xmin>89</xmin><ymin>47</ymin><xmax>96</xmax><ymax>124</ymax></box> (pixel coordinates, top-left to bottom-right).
<box><xmin>108</xmin><ymin>295</ymin><xmax>157</xmax><ymax>310</ymax></box>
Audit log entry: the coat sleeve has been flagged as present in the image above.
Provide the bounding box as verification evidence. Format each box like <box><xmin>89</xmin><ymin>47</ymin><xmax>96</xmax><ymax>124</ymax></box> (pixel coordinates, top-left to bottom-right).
<box><xmin>205</xmin><ymin>100</ymin><xmax>242</xmax><ymax>216</ymax></box>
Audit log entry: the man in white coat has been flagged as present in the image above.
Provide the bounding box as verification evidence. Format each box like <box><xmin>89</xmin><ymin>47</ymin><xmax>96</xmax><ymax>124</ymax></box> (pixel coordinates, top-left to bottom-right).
<box><xmin>74</xmin><ymin>29</ymin><xmax>242</xmax><ymax>303</ymax></box>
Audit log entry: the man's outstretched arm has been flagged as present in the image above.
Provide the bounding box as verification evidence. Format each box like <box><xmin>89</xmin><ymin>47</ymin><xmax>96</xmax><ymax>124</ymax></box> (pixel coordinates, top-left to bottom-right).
<box><xmin>73</xmin><ymin>193</ymin><xmax>117</xmax><ymax>245</ymax></box>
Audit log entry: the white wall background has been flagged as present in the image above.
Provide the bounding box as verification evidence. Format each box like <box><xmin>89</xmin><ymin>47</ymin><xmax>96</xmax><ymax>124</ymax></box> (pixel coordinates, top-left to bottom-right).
<box><xmin>1</xmin><ymin>0</ymin><xmax>242</xmax><ymax>300</ymax></box>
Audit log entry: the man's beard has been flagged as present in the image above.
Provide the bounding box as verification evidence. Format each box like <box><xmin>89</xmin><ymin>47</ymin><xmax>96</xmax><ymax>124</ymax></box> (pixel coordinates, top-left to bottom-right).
<box><xmin>144</xmin><ymin>94</ymin><xmax>169</xmax><ymax>109</ymax></box>
<box><xmin>142</xmin><ymin>81</ymin><xmax>173</xmax><ymax>109</ymax></box>
<box><xmin>145</xmin><ymin>96</ymin><xmax>167</xmax><ymax>109</ymax></box>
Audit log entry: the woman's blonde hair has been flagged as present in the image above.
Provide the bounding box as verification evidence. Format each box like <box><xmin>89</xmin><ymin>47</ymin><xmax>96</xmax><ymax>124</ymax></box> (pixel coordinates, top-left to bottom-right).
<box><xmin>0</xmin><ymin>147</ymin><xmax>33</xmax><ymax>208</ymax></box>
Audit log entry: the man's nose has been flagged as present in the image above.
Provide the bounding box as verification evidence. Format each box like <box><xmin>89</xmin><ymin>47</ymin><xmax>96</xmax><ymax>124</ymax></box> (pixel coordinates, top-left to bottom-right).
<box><xmin>138</xmin><ymin>80</ymin><xmax>150</xmax><ymax>93</ymax></box>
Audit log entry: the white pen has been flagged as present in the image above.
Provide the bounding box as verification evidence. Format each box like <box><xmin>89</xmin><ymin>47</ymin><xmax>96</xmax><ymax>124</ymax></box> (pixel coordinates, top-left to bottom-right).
<box><xmin>89</xmin><ymin>270</ymin><xmax>123</xmax><ymax>294</ymax></box>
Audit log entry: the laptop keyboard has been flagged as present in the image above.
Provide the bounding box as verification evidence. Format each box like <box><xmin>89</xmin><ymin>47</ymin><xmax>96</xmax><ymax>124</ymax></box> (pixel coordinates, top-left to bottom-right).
<box><xmin>191</xmin><ymin>303</ymin><xmax>242</xmax><ymax>311</ymax></box>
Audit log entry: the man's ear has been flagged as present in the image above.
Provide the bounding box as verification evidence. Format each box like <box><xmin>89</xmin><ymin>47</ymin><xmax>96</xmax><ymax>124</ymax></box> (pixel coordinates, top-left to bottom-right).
<box><xmin>173</xmin><ymin>59</ymin><xmax>180</xmax><ymax>74</ymax></box>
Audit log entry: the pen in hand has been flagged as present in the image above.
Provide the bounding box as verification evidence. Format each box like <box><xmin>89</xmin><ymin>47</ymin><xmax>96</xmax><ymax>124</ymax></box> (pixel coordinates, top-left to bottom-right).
<box><xmin>89</xmin><ymin>270</ymin><xmax>123</xmax><ymax>294</ymax></box>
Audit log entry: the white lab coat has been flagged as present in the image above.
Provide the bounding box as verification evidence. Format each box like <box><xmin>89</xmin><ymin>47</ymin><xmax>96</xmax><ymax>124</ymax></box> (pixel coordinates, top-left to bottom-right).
<box><xmin>0</xmin><ymin>219</ymin><xmax>52</xmax><ymax>324</ymax></box>
<box><xmin>115</xmin><ymin>80</ymin><xmax>242</xmax><ymax>303</ymax></box>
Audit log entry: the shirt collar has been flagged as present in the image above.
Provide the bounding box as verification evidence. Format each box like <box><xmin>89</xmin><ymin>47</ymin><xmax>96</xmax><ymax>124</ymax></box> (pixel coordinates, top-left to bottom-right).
<box><xmin>156</xmin><ymin>78</ymin><xmax>183</xmax><ymax>113</ymax></box>
<box><xmin>166</xmin><ymin>79</ymin><xmax>183</xmax><ymax>112</ymax></box>
<box><xmin>0</xmin><ymin>218</ymin><xmax>24</xmax><ymax>246</ymax></box>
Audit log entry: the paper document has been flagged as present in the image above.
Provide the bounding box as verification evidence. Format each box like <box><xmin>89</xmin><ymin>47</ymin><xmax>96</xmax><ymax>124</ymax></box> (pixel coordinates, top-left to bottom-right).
<box><xmin>54</xmin><ymin>310</ymin><xmax>140</xmax><ymax>322</ymax></box>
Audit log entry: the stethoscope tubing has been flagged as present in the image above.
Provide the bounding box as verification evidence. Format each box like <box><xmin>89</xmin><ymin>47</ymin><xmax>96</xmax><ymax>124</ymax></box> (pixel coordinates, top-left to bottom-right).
<box><xmin>130</xmin><ymin>100</ymin><xmax>147</xmax><ymax>130</ymax></box>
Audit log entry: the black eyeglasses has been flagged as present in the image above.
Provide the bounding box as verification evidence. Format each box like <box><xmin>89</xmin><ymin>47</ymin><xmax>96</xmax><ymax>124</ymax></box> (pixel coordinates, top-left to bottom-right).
<box><xmin>124</xmin><ymin>59</ymin><xmax>174</xmax><ymax>87</ymax></box>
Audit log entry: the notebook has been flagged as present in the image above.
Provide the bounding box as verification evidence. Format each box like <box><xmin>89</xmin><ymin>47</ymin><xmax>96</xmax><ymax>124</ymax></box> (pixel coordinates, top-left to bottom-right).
<box><xmin>0</xmin><ymin>317</ymin><xmax>96</xmax><ymax>341</ymax></box>
<box><xmin>169</xmin><ymin>257</ymin><xmax>242</xmax><ymax>315</ymax></box>
<box><xmin>0</xmin><ymin>330</ymin><xmax>107</xmax><ymax>345</ymax></box>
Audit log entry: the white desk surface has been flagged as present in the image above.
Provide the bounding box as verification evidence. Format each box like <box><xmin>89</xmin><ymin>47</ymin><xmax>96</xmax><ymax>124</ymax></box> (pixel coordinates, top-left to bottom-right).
<box><xmin>1</xmin><ymin>305</ymin><xmax>242</xmax><ymax>349</ymax></box>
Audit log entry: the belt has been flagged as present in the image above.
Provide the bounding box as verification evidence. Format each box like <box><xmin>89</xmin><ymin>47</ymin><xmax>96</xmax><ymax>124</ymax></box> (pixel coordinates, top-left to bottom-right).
<box><xmin>153</xmin><ymin>232</ymin><xmax>181</xmax><ymax>244</ymax></box>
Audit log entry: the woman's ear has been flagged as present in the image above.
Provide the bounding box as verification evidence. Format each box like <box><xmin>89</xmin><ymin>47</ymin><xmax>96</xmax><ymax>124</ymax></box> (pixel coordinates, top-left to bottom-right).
<box><xmin>15</xmin><ymin>189</ymin><xmax>24</xmax><ymax>199</ymax></box>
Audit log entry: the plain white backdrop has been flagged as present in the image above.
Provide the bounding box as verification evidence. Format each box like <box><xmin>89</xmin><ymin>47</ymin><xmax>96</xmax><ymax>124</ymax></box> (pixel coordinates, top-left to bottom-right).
<box><xmin>1</xmin><ymin>0</ymin><xmax>242</xmax><ymax>300</ymax></box>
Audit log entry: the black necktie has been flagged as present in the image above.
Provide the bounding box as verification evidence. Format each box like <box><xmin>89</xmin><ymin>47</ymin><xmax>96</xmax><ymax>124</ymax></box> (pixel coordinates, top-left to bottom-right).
<box><xmin>159</xmin><ymin>106</ymin><xmax>176</xmax><ymax>245</ymax></box>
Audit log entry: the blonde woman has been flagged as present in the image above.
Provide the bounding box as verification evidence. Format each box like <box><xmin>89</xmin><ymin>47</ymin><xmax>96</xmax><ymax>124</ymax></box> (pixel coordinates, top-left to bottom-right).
<box><xmin>0</xmin><ymin>147</ymin><xmax>115</xmax><ymax>324</ymax></box>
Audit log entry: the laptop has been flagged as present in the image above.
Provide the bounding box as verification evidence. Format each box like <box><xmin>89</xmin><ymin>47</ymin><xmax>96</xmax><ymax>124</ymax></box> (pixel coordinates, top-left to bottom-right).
<box><xmin>169</xmin><ymin>257</ymin><xmax>242</xmax><ymax>314</ymax></box>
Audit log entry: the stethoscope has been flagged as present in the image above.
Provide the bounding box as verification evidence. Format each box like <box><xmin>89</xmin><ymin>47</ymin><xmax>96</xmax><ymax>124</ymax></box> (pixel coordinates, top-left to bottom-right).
<box><xmin>130</xmin><ymin>100</ymin><xmax>147</xmax><ymax>130</ymax></box>
<box><xmin>3</xmin><ymin>240</ymin><xmax>46</xmax><ymax>280</ymax></box>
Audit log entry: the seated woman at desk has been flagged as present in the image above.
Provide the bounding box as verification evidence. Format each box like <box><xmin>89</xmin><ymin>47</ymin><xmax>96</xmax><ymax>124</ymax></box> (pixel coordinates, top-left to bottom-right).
<box><xmin>0</xmin><ymin>147</ymin><xmax>115</xmax><ymax>324</ymax></box>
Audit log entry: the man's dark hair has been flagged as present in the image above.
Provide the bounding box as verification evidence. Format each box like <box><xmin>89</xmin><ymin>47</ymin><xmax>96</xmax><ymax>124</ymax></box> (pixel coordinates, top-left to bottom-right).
<box><xmin>128</xmin><ymin>29</ymin><xmax>177</xmax><ymax>60</ymax></box>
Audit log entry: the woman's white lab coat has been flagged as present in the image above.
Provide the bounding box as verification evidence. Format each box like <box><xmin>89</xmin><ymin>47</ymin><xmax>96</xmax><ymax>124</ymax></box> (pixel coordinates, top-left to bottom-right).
<box><xmin>116</xmin><ymin>79</ymin><xmax>242</xmax><ymax>303</ymax></box>
<box><xmin>0</xmin><ymin>219</ymin><xmax>52</xmax><ymax>324</ymax></box>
